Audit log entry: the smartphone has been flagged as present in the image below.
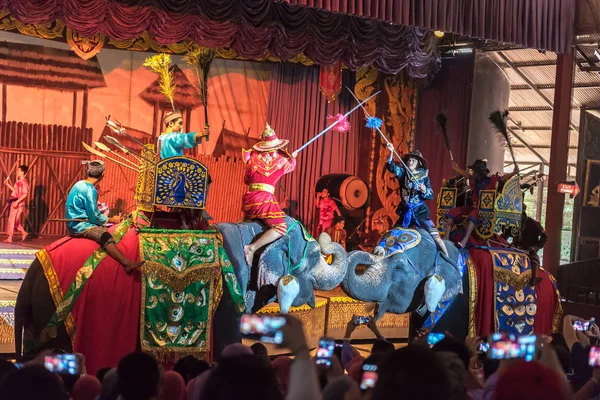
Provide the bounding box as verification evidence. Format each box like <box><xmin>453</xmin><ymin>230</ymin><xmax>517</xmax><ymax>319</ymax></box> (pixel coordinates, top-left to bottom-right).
<box><xmin>239</xmin><ymin>314</ymin><xmax>286</xmax><ymax>344</ymax></box>
<box><xmin>589</xmin><ymin>346</ymin><xmax>600</xmax><ymax>367</ymax></box>
<box><xmin>44</xmin><ymin>354</ymin><xmax>82</xmax><ymax>375</ymax></box>
<box><xmin>315</xmin><ymin>337</ymin><xmax>335</xmax><ymax>367</ymax></box>
<box><xmin>488</xmin><ymin>333</ymin><xmax>538</xmax><ymax>362</ymax></box>
<box><xmin>360</xmin><ymin>363</ymin><xmax>378</xmax><ymax>390</ymax></box>
<box><xmin>353</xmin><ymin>315</ymin><xmax>370</xmax><ymax>326</ymax></box>
<box><xmin>478</xmin><ymin>341</ymin><xmax>490</xmax><ymax>353</ymax></box>
<box><xmin>573</xmin><ymin>320</ymin><xmax>592</xmax><ymax>331</ymax></box>
<box><xmin>426</xmin><ymin>332</ymin><xmax>446</xmax><ymax>347</ymax></box>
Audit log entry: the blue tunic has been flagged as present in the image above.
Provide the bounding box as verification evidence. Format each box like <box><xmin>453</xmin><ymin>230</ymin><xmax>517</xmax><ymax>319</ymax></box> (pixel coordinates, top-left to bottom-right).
<box><xmin>65</xmin><ymin>181</ymin><xmax>108</xmax><ymax>234</ymax></box>
<box><xmin>386</xmin><ymin>159</ymin><xmax>436</xmax><ymax>231</ymax></box>
<box><xmin>158</xmin><ymin>132</ymin><xmax>199</xmax><ymax>159</ymax></box>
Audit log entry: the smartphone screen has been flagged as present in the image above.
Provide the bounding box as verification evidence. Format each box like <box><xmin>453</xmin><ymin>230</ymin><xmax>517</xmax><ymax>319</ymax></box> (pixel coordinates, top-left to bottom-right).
<box><xmin>353</xmin><ymin>315</ymin><xmax>370</xmax><ymax>325</ymax></box>
<box><xmin>589</xmin><ymin>346</ymin><xmax>600</xmax><ymax>367</ymax></box>
<box><xmin>426</xmin><ymin>333</ymin><xmax>446</xmax><ymax>347</ymax></box>
<box><xmin>44</xmin><ymin>354</ymin><xmax>81</xmax><ymax>375</ymax></box>
<box><xmin>573</xmin><ymin>320</ymin><xmax>591</xmax><ymax>331</ymax></box>
<box><xmin>479</xmin><ymin>341</ymin><xmax>490</xmax><ymax>353</ymax></box>
<box><xmin>316</xmin><ymin>337</ymin><xmax>335</xmax><ymax>367</ymax></box>
<box><xmin>360</xmin><ymin>364</ymin><xmax>378</xmax><ymax>390</ymax></box>
<box><xmin>239</xmin><ymin>314</ymin><xmax>286</xmax><ymax>344</ymax></box>
<box><xmin>488</xmin><ymin>333</ymin><xmax>537</xmax><ymax>362</ymax></box>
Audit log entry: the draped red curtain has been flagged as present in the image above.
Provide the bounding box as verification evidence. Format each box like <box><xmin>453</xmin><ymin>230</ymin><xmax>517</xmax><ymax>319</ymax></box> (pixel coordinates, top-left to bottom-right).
<box><xmin>267</xmin><ymin>63</ymin><xmax>360</xmax><ymax>230</ymax></box>
<box><xmin>286</xmin><ymin>0</ymin><xmax>576</xmax><ymax>53</ymax></box>
<box><xmin>415</xmin><ymin>53</ymin><xmax>476</xmax><ymax>216</ymax></box>
<box><xmin>0</xmin><ymin>0</ymin><xmax>439</xmax><ymax>76</ymax></box>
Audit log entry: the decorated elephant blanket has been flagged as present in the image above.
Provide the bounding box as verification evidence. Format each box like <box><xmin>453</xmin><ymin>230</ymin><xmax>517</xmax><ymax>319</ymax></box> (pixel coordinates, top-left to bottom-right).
<box><xmin>35</xmin><ymin>215</ymin><xmax>243</xmax><ymax>375</ymax></box>
<box><xmin>466</xmin><ymin>245</ymin><xmax>562</xmax><ymax>337</ymax></box>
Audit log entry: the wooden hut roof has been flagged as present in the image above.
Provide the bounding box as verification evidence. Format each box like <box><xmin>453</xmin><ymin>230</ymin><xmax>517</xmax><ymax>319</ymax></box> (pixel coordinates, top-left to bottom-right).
<box><xmin>139</xmin><ymin>65</ymin><xmax>202</xmax><ymax>110</ymax></box>
<box><xmin>0</xmin><ymin>41</ymin><xmax>106</xmax><ymax>90</ymax></box>
<box><xmin>212</xmin><ymin>127</ymin><xmax>259</xmax><ymax>158</ymax></box>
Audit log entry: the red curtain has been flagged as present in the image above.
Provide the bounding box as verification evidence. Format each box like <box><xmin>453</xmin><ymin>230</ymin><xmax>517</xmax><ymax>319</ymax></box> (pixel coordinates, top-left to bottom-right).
<box><xmin>267</xmin><ymin>63</ymin><xmax>360</xmax><ymax>230</ymax></box>
<box><xmin>286</xmin><ymin>0</ymin><xmax>576</xmax><ymax>53</ymax></box>
<box><xmin>0</xmin><ymin>0</ymin><xmax>439</xmax><ymax>77</ymax></box>
<box><xmin>415</xmin><ymin>53</ymin><xmax>475</xmax><ymax>216</ymax></box>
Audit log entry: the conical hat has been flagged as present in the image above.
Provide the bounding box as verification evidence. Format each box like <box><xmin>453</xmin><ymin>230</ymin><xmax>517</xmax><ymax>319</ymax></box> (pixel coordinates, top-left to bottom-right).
<box><xmin>253</xmin><ymin>123</ymin><xmax>289</xmax><ymax>152</ymax></box>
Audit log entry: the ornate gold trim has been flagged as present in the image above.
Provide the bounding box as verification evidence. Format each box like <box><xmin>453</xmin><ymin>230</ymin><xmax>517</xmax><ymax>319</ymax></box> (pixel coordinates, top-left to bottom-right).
<box><xmin>66</xmin><ymin>27</ymin><xmax>105</xmax><ymax>60</ymax></box>
<box><xmin>36</xmin><ymin>249</ymin><xmax>76</xmax><ymax>346</ymax></box>
<box><xmin>0</xmin><ymin>10</ymin><xmax>65</xmax><ymax>40</ymax></box>
<box><xmin>467</xmin><ymin>257</ymin><xmax>477</xmax><ymax>337</ymax></box>
<box><xmin>492</xmin><ymin>268</ymin><xmax>532</xmax><ymax>292</ymax></box>
<box><xmin>257</xmin><ymin>299</ymin><xmax>328</xmax><ymax>314</ymax></box>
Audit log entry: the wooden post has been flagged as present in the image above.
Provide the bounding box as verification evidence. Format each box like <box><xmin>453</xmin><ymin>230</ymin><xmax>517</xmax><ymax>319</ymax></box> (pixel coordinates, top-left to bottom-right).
<box><xmin>185</xmin><ymin>108</ymin><xmax>191</xmax><ymax>132</ymax></box>
<box><xmin>1</xmin><ymin>83</ymin><xmax>6</xmax><ymax>123</ymax></box>
<box><xmin>152</xmin><ymin>102</ymin><xmax>158</xmax><ymax>140</ymax></box>
<box><xmin>543</xmin><ymin>52</ymin><xmax>575</xmax><ymax>276</ymax></box>
<box><xmin>81</xmin><ymin>87</ymin><xmax>89</xmax><ymax>129</ymax></box>
<box><xmin>72</xmin><ymin>91</ymin><xmax>78</xmax><ymax>127</ymax></box>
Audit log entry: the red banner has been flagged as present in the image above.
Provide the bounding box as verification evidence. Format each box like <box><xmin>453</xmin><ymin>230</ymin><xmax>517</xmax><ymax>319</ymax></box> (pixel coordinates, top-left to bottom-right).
<box><xmin>319</xmin><ymin>61</ymin><xmax>343</xmax><ymax>103</ymax></box>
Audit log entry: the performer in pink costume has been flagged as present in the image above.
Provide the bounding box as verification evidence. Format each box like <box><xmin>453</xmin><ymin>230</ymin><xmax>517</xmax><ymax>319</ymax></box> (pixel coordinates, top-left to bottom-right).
<box><xmin>4</xmin><ymin>165</ymin><xmax>29</xmax><ymax>242</ymax></box>
<box><xmin>242</xmin><ymin>123</ymin><xmax>297</xmax><ymax>265</ymax></box>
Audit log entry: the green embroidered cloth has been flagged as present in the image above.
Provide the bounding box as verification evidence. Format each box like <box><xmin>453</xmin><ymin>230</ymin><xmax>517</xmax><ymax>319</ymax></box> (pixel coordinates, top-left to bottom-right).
<box><xmin>138</xmin><ymin>229</ymin><xmax>244</xmax><ymax>361</ymax></box>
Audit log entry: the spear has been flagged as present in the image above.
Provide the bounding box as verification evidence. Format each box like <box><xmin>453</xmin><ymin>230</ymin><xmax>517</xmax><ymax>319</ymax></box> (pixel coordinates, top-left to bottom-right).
<box><xmin>105</xmin><ymin>117</ymin><xmax>148</xmax><ymax>149</ymax></box>
<box><xmin>294</xmin><ymin>90</ymin><xmax>381</xmax><ymax>155</ymax></box>
<box><xmin>345</xmin><ymin>87</ymin><xmax>418</xmax><ymax>183</ymax></box>
<box><xmin>94</xmin><ymin>142</ymin><xmax>139</xmax><ymax>168</ymax></box>
<box><xmin>82</xmin><ymin>142</ymin><xmax>139</xmax><ymax>172</ymax></box>
<box><xmin>104</xmin><ymin>136</ymin><xmax>143</xmax><ymax>163</ymax></box>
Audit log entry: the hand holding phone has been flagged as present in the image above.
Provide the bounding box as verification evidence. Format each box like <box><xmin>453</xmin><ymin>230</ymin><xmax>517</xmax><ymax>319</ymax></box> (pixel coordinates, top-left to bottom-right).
<box><xmin>353</xmin><ymin>315</ymin><xmax>370</xmax><ymax>326</ymax></box>
<box><xmin>44</xmin><ymin>354</ymin><xmax>82</xmax><ymax>375</ymax></box>
<box><xmin>478</xmin><ymin>342</ymin><xmax>490</xmax><ymax>353</ymax></box>
<box><xmin>239</xmin><ymin>314</ymin><xmax>286</xmax><ymax>344</ymax></box>
<box><xmin>315</xmin><ymin>337</ymin><xmax>335</xmax><ymax>367</ymax></box>
<box><xmin>426</xmin><ymin>333</ymin><xmax>445</xmax><ymax>347</ymax></box>
<box><xmin>488</xmin><ymin>333</ymin><xmax>539</xmax><ymax>362</ymax></box>
<box><xmin>589</xmin><ymin>346</ymin><xmax>600</xmax><ymax>367</ymax></box>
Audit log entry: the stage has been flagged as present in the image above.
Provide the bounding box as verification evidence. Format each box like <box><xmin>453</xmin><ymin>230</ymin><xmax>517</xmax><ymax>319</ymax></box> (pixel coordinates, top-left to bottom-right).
<box><xmin>0</xmin><ymin>237</ymin><xmax>56</xmax><ymax>355</ymax></box>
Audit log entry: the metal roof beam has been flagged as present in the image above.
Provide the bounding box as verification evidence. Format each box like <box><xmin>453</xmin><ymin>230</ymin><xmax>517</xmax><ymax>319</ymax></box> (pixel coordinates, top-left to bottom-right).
<box><xmin>496</xmin><ymin>60</ymin><xmax>557</xmax><ymax>68</ymax></box>
<box><xmin>511</xmin><ymin>82</ymin><xmax>600</xmax><ymax>90</ymax></box>
<box><xmin>506</xmin><ymin>161</ymin><xmax>577</xmax><ymax>167</ymax></box>
<box><xmin>508</xmin><ymin>125</ymin><xmax>575</xmax><ymax>131</ymax></box>
<box><xmin>512</xmin><ymin>144</ymin><xmax>578</xmax><ymax>149</ymax></box>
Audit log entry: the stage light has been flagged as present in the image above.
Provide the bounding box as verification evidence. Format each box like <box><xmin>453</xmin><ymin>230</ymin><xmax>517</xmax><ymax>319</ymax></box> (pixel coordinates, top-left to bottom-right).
<box><xmin>434</xmin><ymin>31</ymin><xmax>444</xmax><ymax>38</ymax></box>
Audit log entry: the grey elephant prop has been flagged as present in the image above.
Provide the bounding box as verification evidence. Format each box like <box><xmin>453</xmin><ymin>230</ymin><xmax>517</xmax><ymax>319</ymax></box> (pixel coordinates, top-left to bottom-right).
<box><xmin>15</xmin><ymin>215</ymin><xmax>347</xmax><ymax>363</ymax></box>
<box><xmin>342</xmin><ymin>227</ymin><xmax>465</xmax><ymax>334</ymax></box>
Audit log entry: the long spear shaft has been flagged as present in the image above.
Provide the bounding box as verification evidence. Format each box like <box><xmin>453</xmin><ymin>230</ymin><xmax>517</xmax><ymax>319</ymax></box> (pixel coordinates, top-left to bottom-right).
<box><xmin>345</xmin><ymin>87</ymin><xmax>419</xmax><ymax>183</ymax></box>
<box><xmin>94</xmin><ymin>142</ymin><xmax>139</xmax><ymax>168</ymax></box>
<box><xmin>294</xmin><ymin>91</ymin><xmax>381</xmax><ymax>154</ymax></box>
<box><xmin>82</xmin><ymin>142</ymin><xmax>139</xmax><ymax>172</ymax></box>
<box><xmin>104</xmin><ymin>136</ymin><xmax>154</xmax><ymax>165</ymax></box>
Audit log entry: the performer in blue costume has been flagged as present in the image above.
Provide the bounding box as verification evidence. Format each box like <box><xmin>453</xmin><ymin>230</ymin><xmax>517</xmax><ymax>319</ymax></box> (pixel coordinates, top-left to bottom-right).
<box><xmin>158</xmin><ymin>110</ymin><xmax>208</xmax><ymax>159</ymax></box>
<box><xmin>386</xmin><ymin>143</ymin><xmax>449</xmax><ymax>256</ymax></box>
<box><xmin>66</xmin><ymin>160</ymin><xmax>144</xmax><ymax>273</ymax></box>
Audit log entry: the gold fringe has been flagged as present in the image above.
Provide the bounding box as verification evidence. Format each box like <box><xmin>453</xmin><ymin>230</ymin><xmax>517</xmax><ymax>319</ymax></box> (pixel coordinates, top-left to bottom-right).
<box><xmin>467</xmin><ymin>257</ymin><xmax>477</xmax><ymax>337</ymax></box>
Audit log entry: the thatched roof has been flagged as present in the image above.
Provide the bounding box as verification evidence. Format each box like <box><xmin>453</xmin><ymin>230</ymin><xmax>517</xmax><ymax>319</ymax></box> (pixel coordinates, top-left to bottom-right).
<box><xmin>0</xmin><ymin>41</ymin><xmax>106</xmax><ymax>90</ymax></box>
<box><xmin>139</xmin><ymin>65</ymin><xmax>202</xmax><ymax>110</ymax></box>
<box><xmin>213</xmin><ymin>126</ymin><xmax>259</xmax><ymax>158</ymax></box>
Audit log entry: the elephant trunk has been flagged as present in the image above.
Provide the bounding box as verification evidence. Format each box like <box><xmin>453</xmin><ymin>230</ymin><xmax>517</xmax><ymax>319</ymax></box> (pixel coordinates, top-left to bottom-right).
<box><xmin>341</xmin><ymin>250</ymin><xmax>391</xmax><ymax>302</ymax></box>
<box><xmin>309</xmin><ymin>233</ymin><xmax>349</xmax><ymax>291</ymax></box>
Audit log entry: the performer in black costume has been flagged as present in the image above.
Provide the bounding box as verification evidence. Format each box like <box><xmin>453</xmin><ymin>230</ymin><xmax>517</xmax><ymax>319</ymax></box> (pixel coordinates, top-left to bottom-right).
<box><xmin>386</xmin><ymin>143</ymin><xmax>449</xmax><ymax>256</ymax></box>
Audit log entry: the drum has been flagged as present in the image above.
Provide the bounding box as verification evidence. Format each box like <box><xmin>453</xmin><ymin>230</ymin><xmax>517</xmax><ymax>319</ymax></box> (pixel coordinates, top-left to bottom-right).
<box><xmin>315</xmin><ymin>174</ymin><xmax>369</xmax><ymax>211</ymax></box>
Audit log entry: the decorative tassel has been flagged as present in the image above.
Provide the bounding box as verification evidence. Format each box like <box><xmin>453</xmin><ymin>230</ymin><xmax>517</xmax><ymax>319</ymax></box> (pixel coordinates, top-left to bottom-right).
<box><xmin>365</xmin><ymin>116</ymin><xmax>383</xmax><ymax>129</ymax></box>
<box><xmin>490</xmin><ymin>110</ymin><xmax>518</xmax><ymax>172</ymax></box>
<box><xmin>277</xmin><ymin>275</ymin><xmax>300</xmax><ymax>314</ymax></box>
<box><xmin>424</xmin><ymin>274</ymin><xmax>446</xmax><ymax>313</ymax></box>
<box><xmin>326</xmin><ymin>114</ymin><xmax>351</xmax><ymax>132</ymax></box>
<box><xmin>143</xmin><ymin>54</ymin><xmax>177</xmax><ymax>111</ymax></box>
<box><xmin>435</xmin><ymin>113</ymin><xmax>454</xmax><ymax>161</ymax></box>
<box><xmin>185</xmin><ymin>47</ymin><xmax>216</xmax><ymax>138</ymax></box>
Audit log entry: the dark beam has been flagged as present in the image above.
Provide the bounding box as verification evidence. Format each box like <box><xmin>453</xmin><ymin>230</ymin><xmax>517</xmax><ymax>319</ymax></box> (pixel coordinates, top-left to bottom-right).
<box><xmin>496</xmin><ymin>59</ymin><xmax>558</xmax><ymax>68</ymax></box>
<box><xmin>504</xmin><ymin>161</ymin><xmax>577</xmax><ymax>167</ymax></box>
<box><xmin>508</xmin><ymin>106</ymin><xmax>553</xmax><ymax>111</ymax></box>
<box><xmin>544</xmin><ymin>52</ymin><xmax>575</xmax><ymax>276</ymax></box>
<box><xmin>508</xmin><ymin>125</ymin><xmax>575</xmax><ymax>131</ymax></box>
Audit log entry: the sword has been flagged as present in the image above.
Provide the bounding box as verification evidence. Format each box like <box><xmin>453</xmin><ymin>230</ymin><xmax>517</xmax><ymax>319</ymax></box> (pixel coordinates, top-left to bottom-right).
<box><xmin>293</xmin><ymin>90</ymin><xmax>381</xmax><ymax>155</ymax></box>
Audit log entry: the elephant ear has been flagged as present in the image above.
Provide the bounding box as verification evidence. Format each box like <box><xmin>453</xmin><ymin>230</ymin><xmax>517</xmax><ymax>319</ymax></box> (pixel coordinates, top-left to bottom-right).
<box><xmin>257</xmin><ymin>235</ymin><xmax>289</xmax><ymax>289</ymax></box>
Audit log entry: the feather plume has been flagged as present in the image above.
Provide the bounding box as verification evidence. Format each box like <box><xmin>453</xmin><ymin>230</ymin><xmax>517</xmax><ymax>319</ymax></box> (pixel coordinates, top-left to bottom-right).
<box><xmin>326</xmin><ymin>114</ymin><xmax>351</xmax><ymax>132</ymax></box>
<box><xmin>366</xmin><ymin>116</ymin><xmax>383</xmax><ymax>129</ymax></box>
<box><xmin>489</xmin><ymin>110</ymin><xmax>518</xmax><ymax>171</ymax></box>
<box><xmin>185</xmin><ymin>47</ymin><xmax>216</xmax><ymax>133</ymax></box>
<box><xmin>143</xmin><ymin>54</ymin><xmax>176</xmax><ymax>111</ymax></box>
<box><xmin>435</xmin><ymin>113</ymin><xmax>453</xmax><ymax>161</ymax></box>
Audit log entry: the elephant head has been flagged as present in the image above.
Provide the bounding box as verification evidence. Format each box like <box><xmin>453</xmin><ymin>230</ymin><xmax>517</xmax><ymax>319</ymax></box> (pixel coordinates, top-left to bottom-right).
<box><xmin>342</xmin><ymin>228</ymin><xmax>463</xmax><ymax>318</ymax></box>
<box><xmin>218</xmin><ymin>217</ymin><xmax>348</xmax><ymax>313</ymax></box>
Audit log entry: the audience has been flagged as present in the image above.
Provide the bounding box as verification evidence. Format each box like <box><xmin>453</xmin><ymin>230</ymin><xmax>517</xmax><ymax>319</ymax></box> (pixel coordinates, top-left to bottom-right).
<box><xmin>5</xmin><ymin>313</ymin><xmax>600</xmax><ymax>400</ymax></box>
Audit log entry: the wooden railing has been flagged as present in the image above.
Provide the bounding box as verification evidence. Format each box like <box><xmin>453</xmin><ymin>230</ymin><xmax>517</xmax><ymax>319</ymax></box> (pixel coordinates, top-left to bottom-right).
<box><xmin>557</xmin><ymin>258</ymin><xmax>600</xmax><ymax>306</ymax></box>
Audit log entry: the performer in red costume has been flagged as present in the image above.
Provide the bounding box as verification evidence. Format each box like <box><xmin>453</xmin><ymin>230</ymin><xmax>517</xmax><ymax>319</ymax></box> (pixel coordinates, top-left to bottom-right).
<box><xmin>242</xmin><ymin>123</ymin><xmax>297</xmax><ymax>265</ymax></box>
<box><xmin>315</xmin><ymin>188</ymin><xmax>341</xmax><ymax>236</ymax></box>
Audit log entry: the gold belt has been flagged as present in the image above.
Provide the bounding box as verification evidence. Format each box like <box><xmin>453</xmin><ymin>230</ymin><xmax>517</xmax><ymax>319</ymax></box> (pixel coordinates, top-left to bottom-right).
<box><xmin>248</xmin><ymin>183</ymin><xmax>275</xmax><ymax>194</ymax></box>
